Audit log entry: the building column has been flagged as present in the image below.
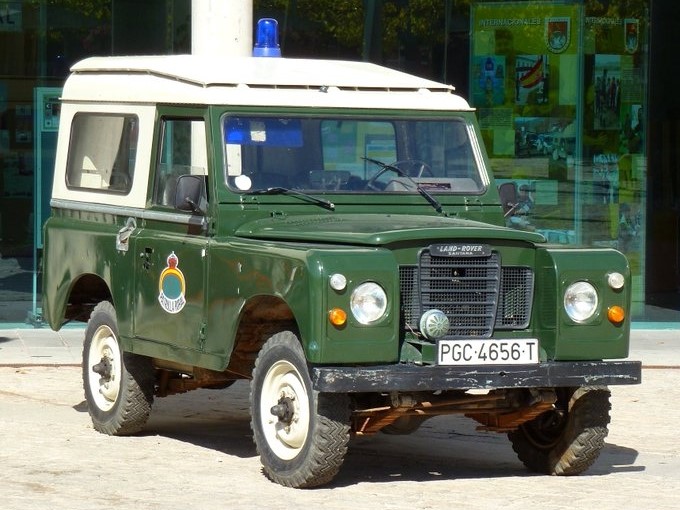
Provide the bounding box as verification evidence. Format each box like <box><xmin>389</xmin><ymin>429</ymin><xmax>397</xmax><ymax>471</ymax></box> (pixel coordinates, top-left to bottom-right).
<box><xmin>192</xmin><ymin>0</ymin><xmax>253</xmax><ymax>57</ymax></box>
<box><xmin>190</xmin><ymin>1</ymin><xmax>253</xmax><ymax>171</ymax></box>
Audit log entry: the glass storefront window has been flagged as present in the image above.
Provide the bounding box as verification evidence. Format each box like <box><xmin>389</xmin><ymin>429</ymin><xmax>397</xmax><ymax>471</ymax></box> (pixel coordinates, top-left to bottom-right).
<box><xmin>0</xmin><ymin>1</ymin><xmax>675</xmax><ymax>324</ymax></box>
<box><xmin>0</xmin><ymin>0</ymin><xmax>190</xmax><ymax>323</ymax></box>
<box><xmin>469</xmin><ymin>0</ymin><xmax>649</xmax><ymax>317</ymax></box>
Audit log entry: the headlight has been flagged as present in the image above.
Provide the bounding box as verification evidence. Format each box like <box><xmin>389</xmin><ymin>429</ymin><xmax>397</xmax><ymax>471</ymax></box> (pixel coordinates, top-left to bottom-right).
<box><xmin>350</xmin><ymin>282</ymin><xmax>387</xmax><ymax>324</ymax></box>
<box><xmin>564</xmin><ymin>281</ymin><xmax>599</xmax><ymax>322</ymax></box>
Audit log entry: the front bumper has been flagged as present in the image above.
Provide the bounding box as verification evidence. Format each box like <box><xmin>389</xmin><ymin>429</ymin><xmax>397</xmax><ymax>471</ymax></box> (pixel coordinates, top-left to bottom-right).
<box><xmin>311</xmin><ymin>360</ymin><xmax>641</xmax><ymax>393</ymax></box>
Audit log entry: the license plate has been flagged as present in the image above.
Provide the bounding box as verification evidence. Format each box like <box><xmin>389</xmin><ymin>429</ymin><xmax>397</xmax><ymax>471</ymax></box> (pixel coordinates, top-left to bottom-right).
<box><xmin>437</xmin><ymin>339</ymin><xmax>539</xmax><ymax>366</ymax></box>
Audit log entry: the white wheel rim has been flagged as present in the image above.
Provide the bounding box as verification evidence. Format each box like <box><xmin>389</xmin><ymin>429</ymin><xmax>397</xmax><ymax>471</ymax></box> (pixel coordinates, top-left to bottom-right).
<box><xmin>87</xmin><ymin>325</ymin><xmax>123</xmax><ymax>412</ymax></box>
<box><xmin>259</xmin><ymin>359</ymin><xmax>310</xmax><ymax>461</ymax></box>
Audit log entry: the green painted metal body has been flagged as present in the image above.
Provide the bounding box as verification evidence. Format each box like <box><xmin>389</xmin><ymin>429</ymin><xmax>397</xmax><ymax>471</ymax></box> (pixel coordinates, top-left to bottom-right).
<box><xmin>42</xmin><ymin>104</ymin><xmax>633</xmax><ymax>376</ymax></box>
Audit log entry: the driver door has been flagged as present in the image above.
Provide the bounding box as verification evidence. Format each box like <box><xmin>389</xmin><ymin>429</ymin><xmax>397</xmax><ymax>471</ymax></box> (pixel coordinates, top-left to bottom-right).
<box><xmin>133</xmin><ymin>113</ymin><xmax>210</xmax><ymax>354</ymax></box>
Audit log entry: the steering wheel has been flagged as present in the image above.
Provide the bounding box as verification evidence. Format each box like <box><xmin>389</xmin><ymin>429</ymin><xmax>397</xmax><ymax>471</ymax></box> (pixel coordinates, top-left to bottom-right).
<box><xmin>364</xmin><ymin>159</ymin><xmax>434</xmax><ymax>191</ymax></box>
<box><xmin>365</xmin><ymin>165</ymin><xmax>390</xmax><ymax>191</ymax></box>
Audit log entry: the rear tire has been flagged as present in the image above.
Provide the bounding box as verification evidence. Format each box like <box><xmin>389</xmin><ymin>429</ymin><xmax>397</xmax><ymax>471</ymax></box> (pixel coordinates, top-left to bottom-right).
<box><xmin>250</xmin><ymin>331</ymin><xmax>350</xmax><ymax>488</ymax></box>
<box><xmin>83</xmin><ymin>301</ymin><xmax>154</xmax><ymax>435</ymax></box>
<box><xmin>508</xmin><ymin>386</ymin><xmax>611</xmax><ymax>475</ymax></box>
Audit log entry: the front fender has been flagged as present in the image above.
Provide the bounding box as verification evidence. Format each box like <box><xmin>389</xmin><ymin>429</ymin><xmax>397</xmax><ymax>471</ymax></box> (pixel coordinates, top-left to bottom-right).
<box><xmin>535</xmin><ymin>247</ymin><xmax>631</xmax><ymax>360</ymax></box>
<box><xmin>205</xmin><ymin>239</ymin><xmax>400</xmax><ymax>365</ymax></box>
<box><xmin>303</xmin><ymin>247</ymin><xmax>400</xmax><ymax>363</ymax></box>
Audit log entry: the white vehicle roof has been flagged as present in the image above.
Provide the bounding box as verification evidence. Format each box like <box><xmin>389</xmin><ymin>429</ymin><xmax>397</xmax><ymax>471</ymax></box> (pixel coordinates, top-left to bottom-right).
<box><xmin>63</xmin><ymin>55</ymin><xmax>473</xmax><ymax>111</ymax></box>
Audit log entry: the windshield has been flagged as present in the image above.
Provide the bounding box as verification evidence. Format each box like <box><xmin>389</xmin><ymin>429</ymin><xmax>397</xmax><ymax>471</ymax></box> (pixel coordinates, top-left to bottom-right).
<box><xmin>223</xmin><ymin>115</ymin><xmax>487</xmax><ymax>194</ymax></box>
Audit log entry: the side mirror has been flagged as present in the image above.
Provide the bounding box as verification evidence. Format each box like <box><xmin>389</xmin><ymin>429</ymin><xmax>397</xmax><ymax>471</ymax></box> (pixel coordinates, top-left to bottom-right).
<box><xmin>174</xmin><ymin>174</ymin><xmax>207</xmax><ymax>214</ymax></box>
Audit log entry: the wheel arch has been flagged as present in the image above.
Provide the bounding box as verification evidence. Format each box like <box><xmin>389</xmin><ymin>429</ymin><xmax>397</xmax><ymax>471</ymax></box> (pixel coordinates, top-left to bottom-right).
<box><xmin>60</xmin><ymin>273</ymin><xmax>113</xmax><ymax>326</ymax></box>
<box><xmin>225</xmin><ymin>294</ymin><xmax>300</xmax><ymax>377</ymax></box>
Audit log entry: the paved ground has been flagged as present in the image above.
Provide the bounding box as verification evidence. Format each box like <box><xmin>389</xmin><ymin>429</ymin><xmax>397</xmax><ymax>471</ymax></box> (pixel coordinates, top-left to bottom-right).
<box><xmin>0</xmin><ymin>328</ymin><xmax>679</xmax><ymax>509</ymax></box>
<box><xmin>0</xmin><ymin>328</ymin><xmax>84</xmax><ymax>366</ymax></box>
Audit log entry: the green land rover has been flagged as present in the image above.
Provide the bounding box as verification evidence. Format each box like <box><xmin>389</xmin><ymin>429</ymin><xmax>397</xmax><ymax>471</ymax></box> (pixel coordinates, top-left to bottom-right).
<box><xmin>42</xmin><ymin>54</ymin><xmax>641</xmax><ymax>488</ymax></box>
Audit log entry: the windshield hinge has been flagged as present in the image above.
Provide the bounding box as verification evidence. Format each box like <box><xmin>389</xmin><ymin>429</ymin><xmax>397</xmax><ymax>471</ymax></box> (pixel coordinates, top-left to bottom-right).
<box><xmin>464</xmin><ymin>197</ymin><xmax>483</xmax><ymax>211</ymax></box>
<box><xmin>240</xmin><ymin>196</ymin><xmax>260</xmax><ymax>210</ymax></box>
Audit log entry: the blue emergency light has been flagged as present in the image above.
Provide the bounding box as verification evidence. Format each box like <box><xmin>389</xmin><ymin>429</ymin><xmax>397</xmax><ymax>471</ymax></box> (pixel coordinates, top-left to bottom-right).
<box><xmin>253</xmin><ymin>18</ymin><xmax>281</xmax><ymax>57</ymax></box>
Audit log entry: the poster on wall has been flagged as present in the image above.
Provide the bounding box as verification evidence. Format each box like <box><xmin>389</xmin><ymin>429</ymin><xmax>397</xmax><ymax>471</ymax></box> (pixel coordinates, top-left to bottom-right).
<box><xmin>470</xmin><ymin>2</ymin><xmax>580</xmax><ymax>247</ymax></box>
<box><xmin>592</xmin><ymin>54</ymin><xmax>621</xmax><ymax>130</ymax></box>
<box><xmin>621</xmin><ymin>103</ymin><xmax>643</xmax><ymax>154</ymax></box>
<box><xmin>472</xmin><ymin>1</ymin><xmax>648</xmax><ymax>307</ymax></box>
<box><xmin>471</xmin><ymin>55</ymin><xmax>506</xmax><ymax>107</ymax></box>
<box><xmin>470</xmin><ymin>2</ymin><xmax>579</xmax><ymax>159</ymax></box>
<box><xmin>515</xmin><ymin>55</ymin><xmax>548</xmax><ymax>105</ymax></box>
<box><xmin>514</xmin><ymin>116</ymin><xmax>572</xmax><ymax>159</ymax></box>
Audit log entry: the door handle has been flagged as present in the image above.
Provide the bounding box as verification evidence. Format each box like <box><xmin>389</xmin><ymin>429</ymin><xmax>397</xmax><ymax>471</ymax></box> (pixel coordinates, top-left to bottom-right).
<box><xmin>116</xmin><ymin>217</ymin><xmax>137</xmax><ymax>252</ymax></box>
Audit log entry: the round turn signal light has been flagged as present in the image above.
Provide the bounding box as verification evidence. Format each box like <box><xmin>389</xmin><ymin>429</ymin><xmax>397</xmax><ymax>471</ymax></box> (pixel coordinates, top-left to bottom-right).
<box><xmin>328</xmin><ymin>308</ymin><xmax>347</xmax><ymax>327</ymax></box>
<box><xmin>607</xmin><ymin>305</ymin><xmax>625</xmax><ymax>324</ymax></box>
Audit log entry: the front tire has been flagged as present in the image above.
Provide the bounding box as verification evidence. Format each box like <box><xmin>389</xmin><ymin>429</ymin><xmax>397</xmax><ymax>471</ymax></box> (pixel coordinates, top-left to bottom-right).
<box><xmin>83</xmin><ymin>301</ymin><xmax>154</xmax><ymax>435</ymax></box>
<box><xmin>250</xmin><ymin>331</ymin><xmax>350</xmax><ymax>488</ymax></box>
<box><xmin>508</xmin><ymin>386</ymin><xmax>611</xmax><ymax>475</ymax></box>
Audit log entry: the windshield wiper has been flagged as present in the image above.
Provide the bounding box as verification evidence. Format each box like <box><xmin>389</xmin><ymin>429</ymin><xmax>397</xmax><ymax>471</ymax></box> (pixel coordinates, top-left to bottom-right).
<box><xmin>362</xmin><ymin>157</ymin><xmax>444</xmax><ymax>214</ymax></box>
<box><xmin>251</xmin><ymin>187</ymin><xmax>335</xmax><ymax>211</ymax></box>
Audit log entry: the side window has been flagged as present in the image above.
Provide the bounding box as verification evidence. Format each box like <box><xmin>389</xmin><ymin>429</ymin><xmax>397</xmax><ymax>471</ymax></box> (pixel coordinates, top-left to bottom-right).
<box><xmin>154</xmin><ymin>118</ymin><xmax>207</xmax><ymax>208</ymax></box>
<box><xmin>66</xmin><ymin>113</ymin><xmax>138</xmax><ymax>193</ymax></box>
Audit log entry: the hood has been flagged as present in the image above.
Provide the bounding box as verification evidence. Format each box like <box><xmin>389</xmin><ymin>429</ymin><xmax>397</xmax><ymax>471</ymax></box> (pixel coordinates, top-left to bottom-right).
<box><xmin>235</xmin><ymin>213</ymin><xmax>545</xmax><ymax>246</ymax></box>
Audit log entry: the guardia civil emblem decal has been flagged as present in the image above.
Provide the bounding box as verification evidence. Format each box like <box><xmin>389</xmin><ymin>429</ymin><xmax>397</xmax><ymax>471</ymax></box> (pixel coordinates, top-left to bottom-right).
<box><xmin>624</xmin><ymin>18</ymin><xmax>639</xmax><ymax>54</ymax></box>
<box><xmin>545</xmin><ymin>17</ymin><xmax>570</xmax><ymax>54</ymax></box>
<box><xmin>158</xmin><ymin>252</ymin><xmax>186</xmax><ymax>314</ymax></box>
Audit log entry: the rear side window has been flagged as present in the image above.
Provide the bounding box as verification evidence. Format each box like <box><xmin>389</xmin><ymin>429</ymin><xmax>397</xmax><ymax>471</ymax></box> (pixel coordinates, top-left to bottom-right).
<box><xmin>66</xmin><ymin>113</ymin><xmax>138</xmax><ymax>193</ymax></box>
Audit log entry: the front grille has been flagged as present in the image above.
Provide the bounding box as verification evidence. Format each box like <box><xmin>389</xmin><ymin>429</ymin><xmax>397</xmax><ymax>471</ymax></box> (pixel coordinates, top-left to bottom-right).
<box><xmin>496</xmin><ymin>267</ymin><xmax>534</xmax><ymax>329</ymax></box>
<box><xmin>399</xmin><ymin>251</ymin><xmax>533</xmax><ymax>339</ymax></box>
